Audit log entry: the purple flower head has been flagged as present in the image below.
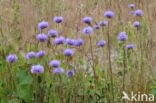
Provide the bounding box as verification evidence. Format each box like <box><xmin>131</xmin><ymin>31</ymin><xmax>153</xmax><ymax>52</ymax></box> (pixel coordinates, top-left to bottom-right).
<box><xmin>82</xmin><ymin>17</ymin><xmax>93</xmax><ymax>24</ymax></box>
<box><xmin>66</xmin><ymin>70</ymin><xmax>75</xmax><ymax>77</ymax></box>
<box><xmin>53</xmin><ymin>68</ymin><xmax>64</xmax><ymax>74</ymax></box>
<box><xmin>38</xmin><ymin>21</ymin><xmax>49</xmax><ymax>30</ymax></box>
<box><xmin>134</xmin><ymin>9</ymin><xmax>143</xmax><ymax>16</ymax></box>
<box><xmin>49</xmin><ymin>60</ymin><xmax>61</xmax><ymax>68</ymax></box>
<box><xmin>97</xmin><ymin>40</ymin><xmax>107</xmax><ymax>47</ymax></box>
<box><xmin>31</xmin><ymin>65</ymin><xmax>44</xmax><ymax>74</ymax></box>
<box><xmin>53</xmin><ymin>16</ymin><xmax>64</xmax><ymax>23</ymax></box>
<box><xmin>93</xmin><ymin>25</ymin><xmax>100</xmax><ymax>29</ymax></box>
<box><xmin>6</xmin><ymin>54</ymin><xmax>18</xmax><ymax>63</ymax></box>
<box><xmin>36</xmin><ymin>34</ymin><xmax>49</xmax><ymax>42</ymax></box>
<box><xmin>128</xmin><ymin>4</ymin><xmax>135</xmax><ymax>9</ymax></box>
<box><xmin>65</xmin><ymin>38</ymin><xmax>75</xmax><ymax>46</ymax></box>
<box><xmin>128</xmin><ymin>11</ymin><xmax>134</xmax><ymax>15</ymax></box>
<box><xmin>74</xmin><ymin>38</ymin><xmax>85</xmax><ymax>46</ymax></box>
<box><xmin>82</xmin><ymin>26</ymin><xmax>93</xmax><ymax>35</ymax></box>
<box><xmin>104</xmin><ymin>11</ymin><xmax>115</xmax><ymax>18</ymax></box>
<box><xmin>133</xmin><ymin>21</ymin><xmax>141</xmax><ymax>27</ymax></box>
<box><xmin>117</xmin><ymin>32</ymin><xmax>128</xmax><ymax>41</ymax></box>
<box><xmin>25</xmin><ymin>52</ymin><xmax>36</xmax><ymax>59</ymax></box>
<box><xmin>53</xmin><ymin>36</ymin><xmax>65</xmax><ymax>45</ymax></box>
<box><xmin>126</xmin><ymin>44</ymin><xmax>136</xmax><ymax>50</ymax></box>
<box><xmin>64</xmin><ymin>48</ymin><xmax>75</xmax><ymax>57</ymax></box>
<box><xmin>99</xmin><ymin>20</ymin><xmax>108</xmax><ymax>26</ymax></box>
<box><xmin>36</xmin><ymin>50</ymin><xmax>46</xmax><ymax>58</ymax></box>
<box><xmin>48</xmin><ymin>30</ymin><xmax>59</xmax><ymax>37</ymax></box>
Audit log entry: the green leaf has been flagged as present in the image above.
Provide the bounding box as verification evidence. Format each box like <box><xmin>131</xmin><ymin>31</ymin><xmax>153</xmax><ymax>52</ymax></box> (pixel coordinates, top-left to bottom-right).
<box><xmin>16</xmin><ymin>71</ymin><xmax>33</xmax><ymax>85</ymax></box>
<box><xmin>17</xmin><ymin>85</ymin><xmax>34</xmax><ymax>103</ymax></box>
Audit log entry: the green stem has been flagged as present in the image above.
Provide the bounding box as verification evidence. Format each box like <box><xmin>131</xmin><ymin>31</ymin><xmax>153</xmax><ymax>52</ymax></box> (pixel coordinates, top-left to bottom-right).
<box><xmin>88</xmin><ymin>34</ymin><xmax>97</xmax><ymax>79</ymax></box>
<box><xmin>107</xmin><ymin>23</ymin><xmax>114</xmax><ymax>102</ymax></box>
<box><xmin>122</xmin><ymin>42</ymin><xmax>126</xmax><ymax>91</ymax></box>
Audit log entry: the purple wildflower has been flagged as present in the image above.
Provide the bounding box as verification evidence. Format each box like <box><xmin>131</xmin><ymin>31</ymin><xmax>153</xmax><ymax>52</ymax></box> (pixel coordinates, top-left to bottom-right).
<box><xmin>128</xmin><ymin>4</ymin><xmax>135</xmax><ymax>9</ymax></box>
<box><xmin>48</xmin><ymin>30</ymin><xmax>59</xmax><ymax>37</ymax></box>
<box><xmin>93</xmin><ymin>25</ymin><xmax>100</xmax><ymax>29</ymax></box>
<box><xmin>65</xmin><ymin>38</ymin><xmax>75</xmax><ymax>46</ymax></box>
<box><xmin>53</xmin><ymin>68</ymin><xmax>64</xmax><ymax>74</ymax></box>
<box><xmin>117</xmin><ymin>32</ymin><xmax>128</xmax><ymax>41</ymax></box>
<box><xmin>53</xmin><ymin>36</ymin><xmax>65</xmax><ymax>45</ymax></box>
<box><xmin>97</xmin><ymin>40</ymin><xmax>107</xmax><ymax>47</ymax></box>
<box><xmin>64</xmin><ymin>48</ymin><xmax>75</xmax><ymax>57</ymax></box>
<box><xmin>36</xmin><ymin>50</ymin><xmax>46</xmax><ymax>58</ymax></box>
<box><xmin>133</xmin><ymin>21</ymin><xmax>141</xmax><ymax>27</ymax></box>
<box><xmin>25</xmin><ymin>52</ymin><xmax>36</xmax><ymax>59</ymax></box>
<box><xmin>74</xmin><ymin>38</ymin><xmax>85</xmax><ymax>46</ymax></box>
<box><xmin>128</xmin><ymin>11</ymin><xmax>134</xmax><ymax>15</ymax></box>
<box><xmin>49</xmin><ymin>60</ymin><xmax>61</xmax><ymax>68</ymax></box>
<box><xmin>66</xmin><ymin>70</ymin><xmax>75</xmax><ymax>76</ymax></box>
<box><xmin>99</xmin><ymin>20</ymin><xmax>108</xmax><ymax>26</ymax></box>
<box><xmin>82</xmin><ymin>26</ymin><xmax>93</xmax><ymax>35</ymax></box>
<box><xmin>82</xmin><ymin>17</ymin><xmax>93</xmax><ymax>24</ymax></box>
<box><xmin>126</xmin><ymin>44</ymin><xmax>135</xmax><ymax>49</ymax></box>
<box><xmin>6</xmin><ymin>54</ymin><xmax>18</xmax><ymax>63</ymax></box>
<box><xmin>53</xmin><ymin>16</ymin><xmax>64</xmax><ymax>23</ymax></box>
<box><xmin>36</xmin><ymin>34</ymin><xmax>49</xmax><ymax>42</ymax></box>
<box><xmin>134</xmin><ymin>9</ymin><xmax>143</xmax><ymax>16</ymax></box>
<box><xmin>38</xmin><ymin>21</ymin><xmax>49</xmax><ymax>30</ymax></box>
<box><xmin>31</xmin><ymin>65</ymin><xmax>44</xmax><ymax>74</ymax></box>
<box><xmin>104</xmin><ymin>11</ymin><xmax>115</xmax><ymax>18</ymax></box>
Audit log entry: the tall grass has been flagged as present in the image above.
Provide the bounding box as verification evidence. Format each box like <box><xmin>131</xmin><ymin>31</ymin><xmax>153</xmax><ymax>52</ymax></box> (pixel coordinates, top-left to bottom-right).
<box><xmin>0</xmin><ymin>0</ymin><xmax>156</xmax><ymax>103</ymax></box>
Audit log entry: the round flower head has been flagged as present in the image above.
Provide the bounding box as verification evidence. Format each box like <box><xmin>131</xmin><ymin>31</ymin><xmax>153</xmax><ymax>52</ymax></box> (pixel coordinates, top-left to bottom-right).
<box><xmin>25</xmin><ymin>52</ymin><xmax>36</xmax><ymax>59</ymax></box>
<box><xmin>65</xmin><ymin>38</ymin><xmax>75</xmax><ymax>46</ymax></box>
<box><xmin>99</xmin><ymin>20</ymin><xmax>108</xmax><ymax>26</ymax></box>
<box><xmin>6</xmin><ymin>54</ymin><xmax>18</xmax><ymax>63</ymax></box>
<box><xmin>36</xmin><ymin>50</ymin><xmax>46</xmax><ymax>58</ymax></box>
<box><xmin>31</xmin><ymin>65</ymin><xmax>44</xmax><ymax>74</ymax></box>
<box><xmin>128</xmin><ymin>11</ymin><xmax>134</xmax><ymax>15</ymax></box>
<box><xmin>82</xmin><ymin>26</ymin><xmax>93</xmax><ymax>35</ymax></box>
<box><xmin>74</xmin><ymin>38</ymin><xmax>85</xmax><ymax>46</ymax></box>
<box><xmin>48</xmin><ymin>29</ymin><xmax>59</xmax><ymax>37</ymax></box>
<box><xmin>128</xmin><ymin>4</ymin><xmax>135</xmax><ymax>9</ymax></box>
<box><xmin>66</xmin><ymin>70</ymin><xmax>75</xmax><ymax>77</ymax></box>
<box><xmin>64</xmin><ymin>48</ymin><xmax>75</xmax><ymax>57</ymax></box>
<box><xmin>36</xmin><ymin>34</ymin><xmax>49</xmax><ymax>42</ymax></box>
<box><xmin>53</xmin><ymin>67</ymin><xmax>64</xmax><ymax>74</ymax></box>
<box><xmin>133</xmin><ymin>21</ymin><xmax>141</xmax><ymax>27</ymax></box>
<box><xmin>97</xmin><ymin>40</ymin><xmax>107</xmax><ymax>47</ymax></box>
<box><xmin>82</xmin><ymin>17</ymin><xmax>93</xmax><ymax>24</ymax></box>
<box><xmin>53</xmin><ymin>36</ymin><xmax>65</xmax><ymax>45</ymax></box>
<box><xmin>134</xmin><ymin>9</ymin><xmax>143</xmax><ymax>16</ymax></box>
<box><xmin>126</xmin><ymin>44</ymin><xmax>135</xmax><ymax>50</ymax></box>
<box><xmin>49</xmin><ymin>60</ymin><xmax>61</xmax><ymax>68</ymax></box>
<box><xmin>117</xmin><ymin>32</ymin><xmax>128</xmax><ymax>41</ymax></box>
<box><xmin>38</xmin><ymin>21</ymin><xmax>49</xmax><ymax>30</ymax></box>
<box><xmin>93</xmin><ymin>25</ymin><xmax>100</xmax><ymax>29</ymax></box>
<box><xmin>53</xmin><ymin>16</ymin><xmax>64</xmax><ymax>23</ymax></box>
<box><xmin>104</xmin><ymin>11</ymin><xmax>115</xmax><ymax>18</ymax></box>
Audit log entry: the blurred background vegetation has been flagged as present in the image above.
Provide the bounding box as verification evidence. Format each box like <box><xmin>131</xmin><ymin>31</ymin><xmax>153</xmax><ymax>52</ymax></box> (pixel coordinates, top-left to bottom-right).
<box><xmin>1</xmin><ymin>0</ymin><xmax>156</xmax><ymax>103</ymax></box>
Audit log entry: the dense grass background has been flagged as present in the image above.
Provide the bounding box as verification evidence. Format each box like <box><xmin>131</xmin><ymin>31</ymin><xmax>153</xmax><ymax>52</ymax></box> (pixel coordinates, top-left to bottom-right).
<box><xmin>1</xmin><ymin>0</ymin><xmax>156</xmax><ymax>103</ymax></box>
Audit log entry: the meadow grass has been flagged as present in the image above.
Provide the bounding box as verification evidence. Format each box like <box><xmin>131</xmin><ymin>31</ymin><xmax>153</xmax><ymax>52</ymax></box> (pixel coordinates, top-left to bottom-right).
<box><xmin>0</xmin><ymin>0</ymin><xmax>156</xmax><ymax>103</ymax></box>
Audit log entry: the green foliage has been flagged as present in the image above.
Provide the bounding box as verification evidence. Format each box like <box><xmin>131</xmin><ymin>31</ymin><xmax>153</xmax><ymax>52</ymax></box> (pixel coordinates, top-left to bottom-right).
<box><xmin>0</xmin><ymin>0</ymin><xmax>155</xmax><ymax>103</ymax></box>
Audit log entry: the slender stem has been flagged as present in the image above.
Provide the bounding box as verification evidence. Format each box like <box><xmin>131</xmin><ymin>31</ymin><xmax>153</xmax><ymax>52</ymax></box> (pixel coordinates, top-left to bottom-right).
<box><xmin>88</xmin><ymin>35</ymin><xmax>97</xmax><ymax>79</ymax></box>
<box><xmin>137</xmin><ymin>28</ymin><xmax>144</xmax><ymax>91</ymax></box>
<box><xmin>8</xmin><ymin>64</ymin><xmax>15</xmax><ymax>91</ymax></box>
<box><xmin>107</xmin><ymin>23</ymin><xmax>114</xmax><ymax>102</ymax></box>
<box><xmin>0</xmin><ymin>27</ymin><xmax>4</xmax><ymax>37</ymax></box>
<box><xmin>122</xmin><ymin>43</ymin><xmax>126</xmax><ymax>91</ymax></box>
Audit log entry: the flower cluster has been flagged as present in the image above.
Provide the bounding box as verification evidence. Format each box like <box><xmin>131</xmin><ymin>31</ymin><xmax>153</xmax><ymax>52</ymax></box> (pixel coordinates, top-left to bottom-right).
<box><xmin>6</xmin><ymin>4</ymin><xmax>142</xmax><ymax>79</ymax></box>
<box><xmin>25</xmin><ymin>50</ymin><xmax>46</xmax><ymax>59</ymax></box>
